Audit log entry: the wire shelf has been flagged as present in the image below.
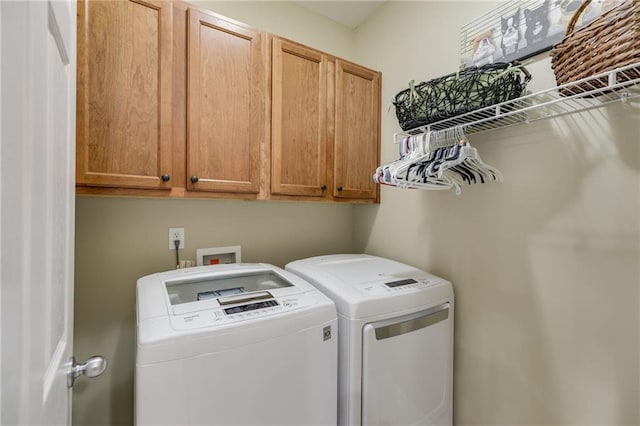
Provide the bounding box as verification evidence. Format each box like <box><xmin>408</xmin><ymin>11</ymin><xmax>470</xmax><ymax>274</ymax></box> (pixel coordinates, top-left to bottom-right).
<box><xmin>394</xmin><ymin>61</ymin><xmax>640</xmax><ymax>142</ymax></box>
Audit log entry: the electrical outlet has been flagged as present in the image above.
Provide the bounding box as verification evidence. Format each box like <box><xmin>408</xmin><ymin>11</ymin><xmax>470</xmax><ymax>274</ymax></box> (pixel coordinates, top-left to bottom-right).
<box><xmin>169</xmin><ymin>227</ymin><xmax>185</xmax><ymax>250</ymax></box>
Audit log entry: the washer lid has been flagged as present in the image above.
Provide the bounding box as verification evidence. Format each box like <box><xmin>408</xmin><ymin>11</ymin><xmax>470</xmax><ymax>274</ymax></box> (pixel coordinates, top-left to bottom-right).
<box><xmin>165</xmin><ymin>270</ymin><xmax>292</xmax><ymax>307</ymax></box>
<box><xmin>137</xmin><ymin>263</ymin><xmax>318</xmax><ymax>321</ymax></box>
<box><xmin>285</xmin><ymin>254</ymin><xmax>453</xmax><ymax>319</ymax></box>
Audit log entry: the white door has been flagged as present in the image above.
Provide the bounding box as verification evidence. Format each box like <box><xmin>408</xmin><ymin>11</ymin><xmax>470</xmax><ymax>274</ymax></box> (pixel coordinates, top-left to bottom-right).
<box><xmin>1</xmin><ymin>1</ymin><xmax>102</xmax><ymax>424</ymax></box>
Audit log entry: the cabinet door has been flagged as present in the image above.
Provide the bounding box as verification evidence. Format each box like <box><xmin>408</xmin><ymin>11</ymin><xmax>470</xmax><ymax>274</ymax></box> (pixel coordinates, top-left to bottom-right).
<box><xmin>271</xmin><ymin>38</ymin><xmax>328</xmax><ymax>197</ymax></box>
<box><xmin>76</xmin><ymin>0</ymin><xmax>173</xmax><ymax>189</ymax></box>
<box><xmin>187</xmin><ymin>9</ymin><xmax>265</xmax><ymax>194</ymax></box>
<box><xmin>334</xmin><ymin>60</ymin><xmax>380</xmax><ymax>201</ymax></box>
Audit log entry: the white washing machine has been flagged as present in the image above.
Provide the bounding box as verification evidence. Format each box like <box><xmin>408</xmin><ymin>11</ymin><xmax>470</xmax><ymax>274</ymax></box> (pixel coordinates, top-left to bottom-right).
<box><xmin>286</xmin><ymin>254</ymin><xmax>454</xmax><ymax>426</ymax></box>
<box><xmin>135</xmin><ymin>263</ymin><xmax>337</xmax><ymax>426</ymax></box>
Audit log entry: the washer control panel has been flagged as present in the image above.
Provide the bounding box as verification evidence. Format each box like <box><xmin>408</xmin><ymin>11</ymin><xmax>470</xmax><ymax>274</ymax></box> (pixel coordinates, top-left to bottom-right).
<box><xmin>224</xmin><ymin>299</ymin><xmax>279</xmax><ymax>315</ymax></box>
<box><xmin>170</xmin><ymin>294</ymin><xmax>311</xmax><ymax>330</ymax></box>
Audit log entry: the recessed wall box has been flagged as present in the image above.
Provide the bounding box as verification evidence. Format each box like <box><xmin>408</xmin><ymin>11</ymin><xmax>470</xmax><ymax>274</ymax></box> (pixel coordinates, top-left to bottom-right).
<box><xmin>196</xmin><ymin>245</ymin><xmax>241</xmax><ymax>266</ymax></box>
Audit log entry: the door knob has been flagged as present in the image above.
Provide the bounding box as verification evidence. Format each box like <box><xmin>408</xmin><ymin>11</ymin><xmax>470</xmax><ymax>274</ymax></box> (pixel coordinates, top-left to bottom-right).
<box><xmin>161</xmin><ymin>174</ymin><xmax>170</xmax><ymax>182</ymax></box>
<box><xmin>320</xmin><ymin>185</ymin><xmax>327</xmax><ymax>191</ymax></box>
<box><xmin>190</xmin><ymin>175</ymin><xmax>199</xmax><ymax>184</ymax></box>
<box><xmin>67</xmin><ymin>355</ymin><xmax>107</xmax><ymax>388</ymax></box>
<box><xmin>337</xmin><ymin>186</ymin><xmax>343</xmax><ymax>192</ymax></box>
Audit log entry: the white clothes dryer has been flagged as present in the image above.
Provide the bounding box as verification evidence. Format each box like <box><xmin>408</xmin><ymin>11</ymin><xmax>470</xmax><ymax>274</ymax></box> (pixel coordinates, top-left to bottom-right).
<box><xmin>286</xmin><ymin>254</ymin><xmax>453</xmax><ymax>426</ymax></box>
<box><xmin>135</xmin><ymin>263</ymin><xmax>337</xmax><ymax>426</ymax></box>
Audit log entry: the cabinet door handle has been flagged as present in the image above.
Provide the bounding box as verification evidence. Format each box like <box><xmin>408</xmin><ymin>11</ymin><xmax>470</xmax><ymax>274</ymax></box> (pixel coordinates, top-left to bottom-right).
<box><xmin>161</xmin><ymin>174</ymin><xmax>170</xmax><ymax>182</ymax></box>
<box><xmin>320</xmin><ymin>185</ymin><xmax>327</xmax><ymax>191</ymax></box>
<box><xmin>337</xmin><ymin>186</ymin><xmax>343</xmax><ymax>192</ymax></box>
<box><xmin>190</xmin><ymin>175</ymin><xmax>199</xmax><ymax>184</ymax></box>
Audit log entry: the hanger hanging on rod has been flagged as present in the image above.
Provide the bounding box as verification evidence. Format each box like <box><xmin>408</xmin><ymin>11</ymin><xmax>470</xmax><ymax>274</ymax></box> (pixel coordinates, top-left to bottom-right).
<box><xmin>374</xmin><ymin>126</ymin><xmax>503</xmax><ymax>194</ymax></box>
<box><xmin>375</xmin><ymin>132</ymin><xmax>454</xmax><ymax>190</ymax></box>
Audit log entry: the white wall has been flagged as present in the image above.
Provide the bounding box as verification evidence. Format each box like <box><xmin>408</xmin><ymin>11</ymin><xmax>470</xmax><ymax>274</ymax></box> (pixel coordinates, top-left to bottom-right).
<box><xmin>353</xmin><ymin>1</ymin><xmax>640</xmax><ymax>424</ymax></box>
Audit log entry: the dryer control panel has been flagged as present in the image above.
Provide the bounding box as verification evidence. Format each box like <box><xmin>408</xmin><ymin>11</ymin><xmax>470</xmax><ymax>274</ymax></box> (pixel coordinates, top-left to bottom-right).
<box><xmin>359</xmin><ymin>277</ymin><xmax>441</xmax><ymax>295</ymax></box>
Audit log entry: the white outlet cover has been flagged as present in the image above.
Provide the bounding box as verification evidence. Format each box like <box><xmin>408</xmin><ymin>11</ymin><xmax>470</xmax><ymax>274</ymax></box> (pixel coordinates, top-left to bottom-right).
<box><xmin>169</xmin><ymin>227</ymin><xmax>185</xmax><ymax>250</ymax></box>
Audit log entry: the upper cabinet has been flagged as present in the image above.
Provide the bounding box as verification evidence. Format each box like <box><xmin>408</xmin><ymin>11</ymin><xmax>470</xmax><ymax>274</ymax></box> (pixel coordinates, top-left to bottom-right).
<box><xmin>271</xmin><ymin>38</ymin><xmax>381</xmax><ymax>202</ymax></box>
<box><xmin>186</xmin><ymin>9</ymin><xmax>266</xmax><ymax>194</ymax></box>
<box><xmin>76</xmin><ymin>1</ymin><xmax>380</xmax><ymax>203</ymax></box>
<box><xmin>333</xmin><ymin>60</ymin><xmax>380</xmax><ymax>201</ymax></box>
<box><xmin>271</xmin><ymin>38</ymin><xmax>329</xmax><ymax>198</ymax></box>
<box><xmin>76</xmin><ymin>0</ymin><xmax>173</xmax><ymax>189</ymax></box>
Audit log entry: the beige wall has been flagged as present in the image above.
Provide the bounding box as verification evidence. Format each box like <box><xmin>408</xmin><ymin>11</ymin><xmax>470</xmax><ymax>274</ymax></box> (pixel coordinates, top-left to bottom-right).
<box><xmin>71</xmin><ymin>2</ymin><xmax>357</xmax><ymax>424</ymax></box>
<box><xmin>353</xmin><ymin>1</ymin><xmax>640</xmax><ymax>424</ymax></box>
<box><xmin>73</xmin><ymin>198</ymin><xmax>353</xmax><ymax>424</ymax></box>
<box><xmin>191</xmin><ymin>0</ymin><xmax>355</xmax><ymax>59</ymax></box>
<box><xmin>74</xmin><ymin>1</ymin><xmax>640</xmax><ymax>425</ymax></box>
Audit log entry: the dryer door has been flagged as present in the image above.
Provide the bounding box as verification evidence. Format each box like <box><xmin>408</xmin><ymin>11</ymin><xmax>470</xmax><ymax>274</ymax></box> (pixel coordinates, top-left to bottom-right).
<box><xmin>361</xmin><ymin>303</ymin><xmax>453</xmax><ymax>426</ymax></box>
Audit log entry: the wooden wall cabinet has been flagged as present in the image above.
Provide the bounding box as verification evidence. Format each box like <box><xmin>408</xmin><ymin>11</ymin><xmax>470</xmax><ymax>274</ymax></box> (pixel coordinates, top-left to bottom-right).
<box><xmin>271</xmin><ymin>38</ymin><xmax>329</xmax><ymax>198</ymax></box>
<box><xmin>271</xmin><ymin>38</ymin><xmax>381</xmax><ymax>203</ymax></box>
<box><xmin>76</xmin><ymin>0</ymin><xmax>173</xmax><ymax>189</ymax></box>
<box><xmin>77</xmin><ymin>1</ymin><xmax>380</xmax><ymax>203</ymax></box>
<box><xmin>333</xmin><ymin>60</ymin><xmax>380</xmax><ymax>201</ymax></box>
<box><xmin>186</xmin><ymin>8</ymin><xmax>266</xmax><ymax>194</ymax></box>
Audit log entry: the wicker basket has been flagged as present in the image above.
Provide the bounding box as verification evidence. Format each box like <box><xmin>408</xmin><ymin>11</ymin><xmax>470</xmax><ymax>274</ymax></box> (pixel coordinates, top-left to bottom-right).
<box><xmin>392</xmin><ymin>62</ymin><xmax>531</xmax><ymax>131</ymax></box>
<box><xmin>551</xmin><ymin>0</ymin><xmax>640</xmax><ymax>95</ymax></box>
